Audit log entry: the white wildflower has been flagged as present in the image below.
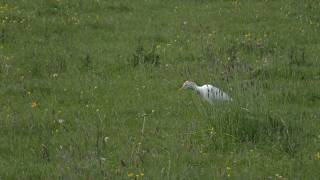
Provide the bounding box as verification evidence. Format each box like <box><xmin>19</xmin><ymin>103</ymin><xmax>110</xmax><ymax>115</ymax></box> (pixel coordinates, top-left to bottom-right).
<box><xmin>104</xmin><ymin>136</ymin><xmax>109</xmax><ymax>142</ymax></box>
<box><xmin>58</xmin><ymin>119</ymin><xmax>64</xmax><ymax>124</ymax></box>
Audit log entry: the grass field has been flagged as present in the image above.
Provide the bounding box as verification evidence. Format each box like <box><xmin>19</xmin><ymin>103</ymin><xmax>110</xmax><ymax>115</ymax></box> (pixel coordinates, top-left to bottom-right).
<box><xmin>1</xmin><ymin>0</ymin><xmax>320</xmax><ymax>179</ymax></box>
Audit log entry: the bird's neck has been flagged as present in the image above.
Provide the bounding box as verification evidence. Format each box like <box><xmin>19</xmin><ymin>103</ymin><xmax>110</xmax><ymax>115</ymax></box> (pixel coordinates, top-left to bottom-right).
<box><xmin>189</xmin><ymin>84</ymin><xmax>199</xmax><ymax>91</ymax></box>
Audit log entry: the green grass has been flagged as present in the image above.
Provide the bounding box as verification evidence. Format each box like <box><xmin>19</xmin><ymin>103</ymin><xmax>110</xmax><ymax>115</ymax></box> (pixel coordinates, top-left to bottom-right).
<box><xmin>1</xmin><ymin>0</ymin><xmax>320</xmax><ymax>179</ymax></box>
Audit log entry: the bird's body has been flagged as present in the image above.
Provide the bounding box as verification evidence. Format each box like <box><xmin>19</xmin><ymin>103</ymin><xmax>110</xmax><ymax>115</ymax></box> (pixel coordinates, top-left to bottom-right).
<box><xmin>181</xmin><ymin>81</ymin><xmax>232</xmax><ymax>103</ymax></box>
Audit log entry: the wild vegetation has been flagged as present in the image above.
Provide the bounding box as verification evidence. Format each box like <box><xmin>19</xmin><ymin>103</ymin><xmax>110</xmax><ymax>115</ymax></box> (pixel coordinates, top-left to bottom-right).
<box><xmin>0</xmin><ymin>0</ymin><xmax>320</xmax><ymax>179</ymax></box>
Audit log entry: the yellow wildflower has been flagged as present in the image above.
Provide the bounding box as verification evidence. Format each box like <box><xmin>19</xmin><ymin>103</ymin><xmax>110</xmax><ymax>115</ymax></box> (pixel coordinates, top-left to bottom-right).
<box><xmin>31</xmin><ymin>101</ymin><xmax>38</xmax><ymax>108</ymax></box>
<box><xmin>140</xmin><ymin>172</ymin><xmax>144</xmax><ymax>176</ymax></box>
<box><xmin>245</xmin><ymin>33</ymin><xmax>251</xmax><ymax>39</ymax></box>
<box><xmin>128</xmin><ymin>172</ymin><xmax>134</xmax><ymax>177</ymax></box>
<box><xmin>315</xmin><ymin>152</ymin><xmax>320</xmax><ymax>160</ymax></box>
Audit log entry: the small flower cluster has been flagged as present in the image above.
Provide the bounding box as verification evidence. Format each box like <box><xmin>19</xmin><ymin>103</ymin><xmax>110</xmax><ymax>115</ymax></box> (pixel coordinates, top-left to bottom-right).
<box><xmin>0</xmin><ymin>4</ymin><xmax>17</xmax><ymax>13</ymax></box>
<box><xmin>28</xmin><ymin>90</ymin><xmax>39</xmax><ymax>109</ymax></box>
<box><xmin>128</xmin><ymin>172</ymin><xmax>144</xmax><ymax>178</ymax></box>
<box><xmin>31</xmin><ymin>101</ymin><xmax>38</xmax><ymax>108</ymax></box>
<box><xmin>315</xmin><ymin>152</ymin><xmax>320</xmax><ymax>160</ymax></box>
<box><xmin>226</xmin><ymin>166</ymin><xmax>231</xmax><ymax>177</ymax></box>
<box><xmin>275</xmin><ymin>173</ymin><xmax>284</xmax><ymax>179</ymax></box>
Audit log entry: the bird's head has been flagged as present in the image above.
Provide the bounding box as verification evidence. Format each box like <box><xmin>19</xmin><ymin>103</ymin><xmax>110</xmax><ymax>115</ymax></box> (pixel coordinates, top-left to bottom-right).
<box><xmin>180</xmin><ymin>80</ymin><xmax>197</xmax><ymax>90</ymax></box>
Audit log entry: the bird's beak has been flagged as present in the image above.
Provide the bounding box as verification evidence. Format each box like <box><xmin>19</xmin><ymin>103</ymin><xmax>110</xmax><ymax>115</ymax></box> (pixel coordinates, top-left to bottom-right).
<box><xmin>179</xmin><ymin>86</ymin><xmax>183</xmax><ymax>91</ymax></box>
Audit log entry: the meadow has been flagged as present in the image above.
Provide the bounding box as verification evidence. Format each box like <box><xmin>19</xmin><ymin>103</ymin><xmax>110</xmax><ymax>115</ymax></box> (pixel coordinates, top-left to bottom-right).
<box><xmin>1</xmin><ymin>0</ymin><xmax>320</xmax><ymax>179</ymax></box>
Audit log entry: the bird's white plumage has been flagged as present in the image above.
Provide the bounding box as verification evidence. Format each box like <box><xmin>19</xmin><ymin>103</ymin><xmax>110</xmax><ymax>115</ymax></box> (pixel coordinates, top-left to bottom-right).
<box><xmin>181</xmin><ymin>81</ymin><xmax>232</xmax><ymax>103</ymax></box>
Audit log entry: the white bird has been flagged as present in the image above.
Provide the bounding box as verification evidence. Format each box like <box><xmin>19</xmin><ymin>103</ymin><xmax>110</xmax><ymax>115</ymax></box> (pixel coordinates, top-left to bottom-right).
<box><xmin>180</xmin><ymin>80</ymin><xmax>232</xmax><ymax>103</ymax></box>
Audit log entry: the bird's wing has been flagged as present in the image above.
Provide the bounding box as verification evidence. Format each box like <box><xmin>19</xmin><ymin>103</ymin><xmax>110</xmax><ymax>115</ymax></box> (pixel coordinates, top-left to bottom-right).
<box><xmin>197</xmin><ymin>84</ymin><xmax>232</xmax><ymax>102</ymax></box>
<box><xmin>208</xmin><ymin>85</ymin><xmax>231</xmax><ymax>100</ymax></box>
<box><xmin>196</xmin><ymin>85</ymin><xmax>210</xmax><ymax>101</ymax></box>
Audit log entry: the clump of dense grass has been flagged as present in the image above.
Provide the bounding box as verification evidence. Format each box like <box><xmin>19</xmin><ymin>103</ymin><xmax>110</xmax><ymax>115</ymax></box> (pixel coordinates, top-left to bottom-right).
<box><xmin>128</xmin><ymin>43</ymin><xmax>161</xmax><ymax>67</ymax></box>
<box><xmin>1</xmin><ymin>0</ymin><xmax>320</xmax><ymax>179</ymax></box>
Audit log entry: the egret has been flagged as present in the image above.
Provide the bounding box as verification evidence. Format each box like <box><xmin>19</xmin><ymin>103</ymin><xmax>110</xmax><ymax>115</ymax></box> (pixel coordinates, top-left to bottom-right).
<box><xmin>180</xmin><ymin>80</ymin><xmax>232</xmax><ymax>103</ymax></box>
